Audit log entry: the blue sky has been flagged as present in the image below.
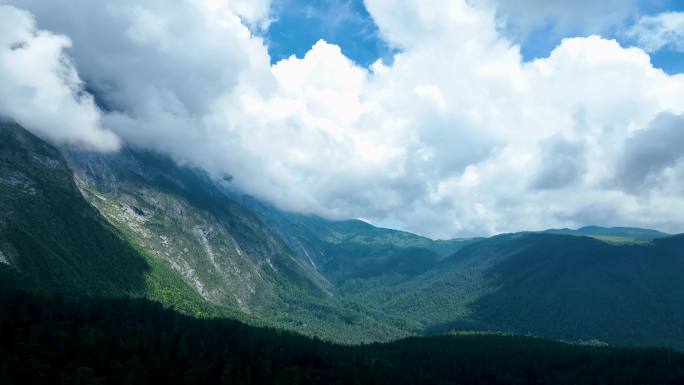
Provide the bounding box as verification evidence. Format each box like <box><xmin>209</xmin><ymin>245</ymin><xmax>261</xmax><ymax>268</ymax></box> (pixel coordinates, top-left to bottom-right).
<box><xmin>264</xmin><ymin>0</ymin><xmax>395</xmax><ymax>67</ymax></box>
<box><xmin>6</xmin><ymin>0</ymin><xmax>684</xmax><ymax>236</ymax></box>
<box><xmin>265</xmin><ymin>0</ymin><xmax>684</xmax><ymax>74</ymax></box>
<box><xmin>518</xmin><ymin>0</ymin><xmax>684</xmax><ymax>73</ymax></box>
<box><xmin>645</xmin><ymin>0</ymin><xmax>684</xmax><ymax>73</ymax></box>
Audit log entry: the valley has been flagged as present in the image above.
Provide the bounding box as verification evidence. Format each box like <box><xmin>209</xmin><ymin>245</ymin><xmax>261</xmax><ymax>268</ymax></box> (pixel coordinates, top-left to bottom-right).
<box><xmin>2</xmin><ymin>121</ymin><xmax>683</xmax><ymax>349</ymax></box>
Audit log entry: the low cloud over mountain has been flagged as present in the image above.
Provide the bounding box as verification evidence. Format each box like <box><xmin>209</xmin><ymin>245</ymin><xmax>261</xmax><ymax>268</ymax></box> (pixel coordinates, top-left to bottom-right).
<box><xmin>2</xmin><ymin>0</ymin><xmax>684</xmax><ymax>237</ymax></box>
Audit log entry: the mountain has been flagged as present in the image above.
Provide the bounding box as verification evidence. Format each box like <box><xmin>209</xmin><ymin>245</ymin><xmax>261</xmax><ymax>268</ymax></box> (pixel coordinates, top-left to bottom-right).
<box><xmin>235</xmin><ymin>195</ymin><xmax>476</xmax><ymax>288</ymax></box>
<box><xmin>544</xmin><ymin>226</ymin><xmax>669</xmax><ymax>243</ymax></box>
<box><xmin>59</xmin><ymin>136</ymin><xmax>478</xmax><ymax>340</ymax></box>
<box><xmin>0</xmin><ymin>122</ymin><xmax>408</xmax><ymax>340</ymax></box>
<box><xmin>60</xmin><ymin>141</ymin><xmax>417</xmax><ymax>341</ymax></box>
<box><xmin>4</xmin><ymin>121</ymin><xmax>684</xmax><ymax>349</ymax></box>
<box><xmin>400</xmin><ymin>233</ymin><xmax>684</xmax><ymax>348</ymax></box>
<box><xmin>0</xmin><ymin>121</ymin><xmax>212</xmax><ymax>315</ymax></box>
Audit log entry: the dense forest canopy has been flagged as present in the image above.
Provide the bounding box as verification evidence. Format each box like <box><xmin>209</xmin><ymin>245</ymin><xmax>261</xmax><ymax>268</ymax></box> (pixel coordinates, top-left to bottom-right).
<box><xmin>2</xmin><ymin>283</ymin><xmax>684</xmax><ymax>385</ymax></box>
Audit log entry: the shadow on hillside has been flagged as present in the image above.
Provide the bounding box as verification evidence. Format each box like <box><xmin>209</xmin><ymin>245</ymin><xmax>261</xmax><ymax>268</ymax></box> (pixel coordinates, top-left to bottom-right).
<box><xmin>424</xmin><ymin>234</ymin><xmax>684</xmax><ymax>349</ymax></box>
<box><xmin>0</xmin><ymin>123</ymin><xmax>151</xmax><ymax>296</ymax></box>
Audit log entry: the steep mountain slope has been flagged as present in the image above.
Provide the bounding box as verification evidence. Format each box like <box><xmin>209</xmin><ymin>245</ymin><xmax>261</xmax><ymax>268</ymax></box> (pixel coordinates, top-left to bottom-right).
<box><xmin>5</xmin><ymin>121</ymin><xmax>684</xmax><ymax>348</ymax></box>
<box><xmin>0</xmin><ymin>121</ymin><xmax>212</xmax><ymax>314</ymax></box>
<box><xmin>0</xmin><ymin>122</ymin><xmax>408</xmax><ymax>341</ymax></box>
<box><xmin>235</xmin><ymin>195</ymin><xmax>477</xmax><ymax>289</ymax></box>
<box><xmin>62</xmin><ymin>144</ymin><xmax>409</xmax><ymax>341</ymax></box>
<box><xmin>64</xmin><ymin>149</ymin><xmax>327</xmax><ymax>311</ymax></box>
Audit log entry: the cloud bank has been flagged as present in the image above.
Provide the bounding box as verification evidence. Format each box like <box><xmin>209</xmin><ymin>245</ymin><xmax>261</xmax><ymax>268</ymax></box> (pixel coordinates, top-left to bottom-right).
<box><xmin>2</xmin><ymin>0</ymin><xmax>684</xmax><ymax>237</ymax></box>
<box><xmin>0</xmin><ymin>5</ymin><xmax>118</xmax><ymax>150</ymax></box>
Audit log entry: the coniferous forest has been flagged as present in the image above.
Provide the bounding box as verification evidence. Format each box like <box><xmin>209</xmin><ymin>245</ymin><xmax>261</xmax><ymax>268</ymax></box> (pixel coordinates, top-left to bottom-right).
<box><xmin>2</xmin><ymin>283</ymin><xmax>684</xmax><ymax>385</ymax></box>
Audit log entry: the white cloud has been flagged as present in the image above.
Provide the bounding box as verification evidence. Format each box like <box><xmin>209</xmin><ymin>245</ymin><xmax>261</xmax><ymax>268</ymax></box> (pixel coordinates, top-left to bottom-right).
<box><xmin>613</xmin><ymin>112</ymin><xmax>684</xmax><ymax>193</ymax></box>
<box><xmin>0</xmin><ymin>5</ymin><xmax>118</xmax><ymax>150</ymax></box>
<box><xmin>476</xmin><ymin>0</ymin><xmax>639</xmax><ymax>41</ymax></box>
<box><xmin>228</xmin><ymin>0</ymin><xmax>272</xmax><ymax>26</ymax></box>
<box><xmin>625</xmin><ymin>11</ymin><xmax>684</xmax><ymax>53</ymax></box>
<box><xmin>529</xmin><ymin>136</ymin><xmax>586</xmax><ymax>190</ymax></box>
<box><xmin>4</xmin><ymin>0</ymin><xmax>684</xmax><ymax>237</ymax></box>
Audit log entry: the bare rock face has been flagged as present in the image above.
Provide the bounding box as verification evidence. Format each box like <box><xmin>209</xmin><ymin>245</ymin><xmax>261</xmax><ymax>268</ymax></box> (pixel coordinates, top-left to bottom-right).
<box><xmin>61</xmin><ymin>145</ymin><xmax>334</xmax><ymax>316</ymax></box>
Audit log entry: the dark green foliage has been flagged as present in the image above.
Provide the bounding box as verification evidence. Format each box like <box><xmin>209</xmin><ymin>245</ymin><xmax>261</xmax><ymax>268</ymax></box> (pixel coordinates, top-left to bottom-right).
<box><xmin>317</xmin><ymin>228</ymin><xmax>474</xmax><ymax>285</ymax></box>
<box><xmin>5</xmin><ymin>121</ymin><xmax>684</xmax><ymax>350</ymax></box>
<box><xmin>426</xmin><ymin>233</ymin><xmax>684</xmax><ymax>348</ymax></box>
<box><xmin>2</xmin><ymin>287</ymin><xmax>684</xmax><ymax>385</ymax></box>
<box><xmin>63</xmin><ymin>144</ymin><xmax>412</xmax><ymax>342</ymax></box>
<box><xmin>0</xmin><ymin>122</ymin><xmax>220</xmax><ymax>316</ymax></box>
<box><xmin>237</xmin><ymin>195</ymin><xmax>476</xmax><ymax>286</ymax></box>
<box><xmin>0</xmin><ymin>122</ymin><xmax>148</xmax><ymax>296</ymax></box>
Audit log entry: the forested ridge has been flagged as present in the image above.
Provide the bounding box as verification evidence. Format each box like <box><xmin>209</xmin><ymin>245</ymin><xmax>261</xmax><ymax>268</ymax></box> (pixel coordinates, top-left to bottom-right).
<box><xmin>2</xmin><ymin>281</ymin><xmax>683</xmax><ymax>385</ymax></box>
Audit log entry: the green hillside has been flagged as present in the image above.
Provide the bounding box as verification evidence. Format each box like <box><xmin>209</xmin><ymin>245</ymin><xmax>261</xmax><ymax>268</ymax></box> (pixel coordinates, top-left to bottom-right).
<box><xmin>544</xmin><ymin>226</ymin><xmax>669</xmax><ymax>243</ymax></box>
<box><xmin>410</xmin><ymin>233</ymin><xmax>684</xmax><ymax>348</ymax></box>
<box><xmin>61</xmin><ymin>141</ymin><xmax>410</xmax><ymax>342</ymax></box>
<box><xmin>236</xmin><ymin>195</ymin><xmax>477</xmax><ymax>291</ymax></box>
<box><xmin>0</xmin><ymin>122</ymin><xmax>220</xmax><ymax>316</ymax></box>
<box><xmin>2</xmin><ymin>285</ymin><xmax>683</xmax><ymax>385</ymax></box>
<box><xmin>4</xmin><ymin>122</ymin><xmax>684</xmax><ymax>349</ymax></box>
<box><xmin>0</xmin><ymin>122</ymin><xmax>145</xmax><ymax>295</ymax></box>
<box><xmin>224</xmin><ymin>195</ymin><xmax>684</xmax><ymax>348</ymax></box>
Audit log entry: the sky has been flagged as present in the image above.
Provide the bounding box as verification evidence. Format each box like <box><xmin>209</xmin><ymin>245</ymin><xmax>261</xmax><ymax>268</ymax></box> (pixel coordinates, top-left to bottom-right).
<box><xmin>2</xmin><ymin>0</ymin><xmax>684</xmax><ymax>238</ymax></box>
<box><xmin>265</xmin><ymin>0</ymin><xmax>684</xmax><ymax>73</ymax></box>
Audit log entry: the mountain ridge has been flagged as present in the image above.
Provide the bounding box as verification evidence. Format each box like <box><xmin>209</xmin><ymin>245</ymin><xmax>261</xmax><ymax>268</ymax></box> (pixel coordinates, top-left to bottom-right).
<box><xmin>3</xmin><ymin>121</ymin><xmax>684</xmax><ymax>348</ymax></box>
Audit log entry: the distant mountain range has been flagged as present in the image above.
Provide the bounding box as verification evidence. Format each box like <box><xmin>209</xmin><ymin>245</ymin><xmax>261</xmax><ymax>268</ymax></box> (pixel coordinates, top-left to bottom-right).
<box><xmin>544</xmin><ymin>226</ymin><xmax>669</xmax><ymax>242</ymax></box>
<box><xmin>2</xmin><ymin>121</ymin><xmax>684</xmax><ymax>349</ymax></box>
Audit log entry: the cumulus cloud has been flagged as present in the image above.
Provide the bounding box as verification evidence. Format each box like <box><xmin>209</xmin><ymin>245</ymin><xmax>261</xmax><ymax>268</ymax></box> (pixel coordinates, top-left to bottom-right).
<box><xmin>0</xmin><ymin>5</ymin><xmax>118</xmax><ymax>150</ymax></box>
<box><xmin>530</xmin><ymin>136</ymin><xmax>586</xmax><ymax>190</ymax></box>
<box><xmin>226</xmin><ymin>0</ymin><xmax>272</xmax><ymax>27</ymax></box>
<box><xmin>613</xmin><ymin>113</ymin><xmax>684</xmax><ymax>193</ymax></box>
<box><xmin>3</xmin><ymin>0</ymin><xmax>684</xmax><ymax>237</ymax></box>
<box><xmin>625</xmin><ymin>11</ymin><xmax>684</xmax><ymax>53</ymax></box>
